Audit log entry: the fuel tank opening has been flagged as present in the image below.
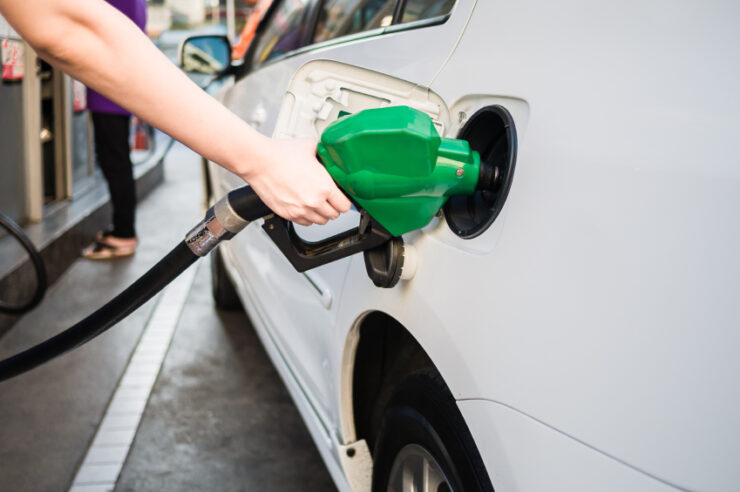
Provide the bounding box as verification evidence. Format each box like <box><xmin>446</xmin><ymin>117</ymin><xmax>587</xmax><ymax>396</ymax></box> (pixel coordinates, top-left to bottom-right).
<box><xmin>444</xmin><ymin>105</ymin><xmax>517</xmax><ymax>239</ymax></box>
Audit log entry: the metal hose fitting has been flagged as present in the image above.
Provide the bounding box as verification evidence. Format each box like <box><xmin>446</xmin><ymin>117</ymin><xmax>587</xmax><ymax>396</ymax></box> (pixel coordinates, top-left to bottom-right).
<box><xmin>185</xmin><ymin>195</ymin><xmax>251</xmax><ymax>257</ymax></box>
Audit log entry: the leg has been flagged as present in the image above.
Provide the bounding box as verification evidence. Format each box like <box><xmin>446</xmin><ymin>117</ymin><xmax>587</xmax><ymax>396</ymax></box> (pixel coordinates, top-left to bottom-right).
<box><xmin>91</xmin><ymin>112</ymin><xmax>136</xmax><ymax>238</ymax></box>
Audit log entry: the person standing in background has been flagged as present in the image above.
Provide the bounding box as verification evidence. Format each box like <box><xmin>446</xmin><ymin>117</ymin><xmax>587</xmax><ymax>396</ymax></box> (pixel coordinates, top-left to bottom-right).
<box><xmin>83</xmin><ymin>0</ymin><xmax>146</xmax><ymax>259</ymax></box>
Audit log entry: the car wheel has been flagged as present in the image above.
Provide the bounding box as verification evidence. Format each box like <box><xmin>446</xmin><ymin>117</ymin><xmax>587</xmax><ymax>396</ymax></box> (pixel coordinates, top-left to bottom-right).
<box><xmin>372</xmin><ymin>369</ymin><xmax>494</xmax><ymax>492</ymax></box>
<box><xmin>210</xmin><ymin>247</ymin><xmax>241</xmax><ymax>310</ymax></box>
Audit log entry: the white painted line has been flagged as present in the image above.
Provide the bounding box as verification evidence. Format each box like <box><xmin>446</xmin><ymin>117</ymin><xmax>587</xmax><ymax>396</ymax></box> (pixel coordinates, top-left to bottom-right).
<box><xmin>69</xmin><ymin>264</ymin><xmax>198</xmax><ymax>491</ymax></box>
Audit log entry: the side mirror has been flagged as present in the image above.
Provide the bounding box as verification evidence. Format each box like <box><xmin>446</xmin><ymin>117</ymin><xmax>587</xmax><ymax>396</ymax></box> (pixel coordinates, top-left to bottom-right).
<box><xmin>179</xmin><ymin>35</ymin><xmax>232</xmax><ymax>76</ymax></box>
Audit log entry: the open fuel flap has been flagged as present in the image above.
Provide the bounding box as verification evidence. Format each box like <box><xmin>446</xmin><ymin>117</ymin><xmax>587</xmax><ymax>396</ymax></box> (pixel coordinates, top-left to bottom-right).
<box><xmin>274</xmin><ymin>60</ymin><xmax>451</xmax><ymax>141</ymax></box>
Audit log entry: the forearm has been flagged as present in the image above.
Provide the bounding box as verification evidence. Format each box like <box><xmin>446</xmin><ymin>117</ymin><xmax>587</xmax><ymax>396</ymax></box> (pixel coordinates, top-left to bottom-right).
<box><xmin>0</xmin><ymin>0</ymin><xmax>265</xmax><ymax>179</ymax></box>
<box><xmin>0</xmin><ymin>0</ymin><xmax>352</xmax><ymax>224</ymax></box>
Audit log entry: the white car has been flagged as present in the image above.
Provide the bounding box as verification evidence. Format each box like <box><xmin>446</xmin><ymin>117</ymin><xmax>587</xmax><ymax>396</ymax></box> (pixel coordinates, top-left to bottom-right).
<box><xmin>182</xmin><ymin>1</ymin><xmax>740</xmax><ymax>490</ymax></box>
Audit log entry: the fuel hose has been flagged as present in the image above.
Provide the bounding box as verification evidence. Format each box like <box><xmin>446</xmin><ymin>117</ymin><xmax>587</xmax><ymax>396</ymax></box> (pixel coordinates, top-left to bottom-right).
<box><xmin>0</xmin><ymin>213</ymin><xmax>48</xmax><ymax>315</ymax></box>
<box><xmin>0</xmin><ymin>186</ymin><xmax>270</xmax><ymax>382</ymax></box>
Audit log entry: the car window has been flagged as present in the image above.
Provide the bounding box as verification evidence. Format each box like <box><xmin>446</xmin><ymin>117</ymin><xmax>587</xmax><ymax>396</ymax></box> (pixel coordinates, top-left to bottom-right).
<box><xmin>400</xmin><ymin>0</ymin><xmax>455</xmax><ymax>23</ymax></box>
<box><xmin>312</xmin><ymin>0</ymin><xmax>396</xmax><ymax>43</ymax></box>
<box><xmin>251</xmin><ymin>0</ymin><xmax>312</xmax><ymax>67</ymax></box>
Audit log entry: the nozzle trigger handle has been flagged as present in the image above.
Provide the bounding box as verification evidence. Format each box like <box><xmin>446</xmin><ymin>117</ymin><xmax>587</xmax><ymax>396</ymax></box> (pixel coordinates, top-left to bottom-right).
<box><xmin>202</xmin><ymin>185</ymin><xmax>395</xmax><ymax>274</ymax></box>
<box><xmin>262</xmin><ymin>210</ymin><xmax>393</xmax><ymax>272</ymax></box>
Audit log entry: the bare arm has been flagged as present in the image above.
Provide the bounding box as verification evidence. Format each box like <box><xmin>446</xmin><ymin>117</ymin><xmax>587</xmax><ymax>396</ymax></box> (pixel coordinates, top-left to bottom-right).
<box><xmin>0</xmin><ymin>0</ymin><xmax>350</xmax><ymax>225</ymax></box>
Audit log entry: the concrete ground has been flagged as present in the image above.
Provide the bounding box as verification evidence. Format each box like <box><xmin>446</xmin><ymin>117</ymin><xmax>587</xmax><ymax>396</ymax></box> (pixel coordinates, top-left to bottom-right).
<box><xmin>0</xmin><ymin>144</ymin><xmax>334</xmax><ymax>491</ymax></box>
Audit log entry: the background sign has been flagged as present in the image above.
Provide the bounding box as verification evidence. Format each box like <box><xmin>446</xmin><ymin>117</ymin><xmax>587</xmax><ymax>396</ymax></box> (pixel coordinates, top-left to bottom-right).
<box><xmin>1</xmin><ymin>39</ymin><xmax>24</xmax><ymax>81</ymax></box>
<box><xmin>73</xmin><ymin>80</ymin><xmax>87</xmax><ymax>112</ymax></box>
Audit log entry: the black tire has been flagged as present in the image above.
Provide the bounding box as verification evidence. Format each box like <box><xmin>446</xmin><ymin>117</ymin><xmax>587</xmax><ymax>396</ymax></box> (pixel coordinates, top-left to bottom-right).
<box><xmin>210</xmin><ymin>247</ymin><xmax>242</xmax><ymax>310</ymax></box>
<box><xmin>372</xmin><ymin>369</ymin><xmax>494</xmax><ymax>492</ymax></box>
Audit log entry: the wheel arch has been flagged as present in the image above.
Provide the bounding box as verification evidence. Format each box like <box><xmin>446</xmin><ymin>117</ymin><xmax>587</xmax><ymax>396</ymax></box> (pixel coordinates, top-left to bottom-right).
<box><xmin>339</xmin><ymin>310</ymin><xmax>439</xmax><ymax>452</ymax></box>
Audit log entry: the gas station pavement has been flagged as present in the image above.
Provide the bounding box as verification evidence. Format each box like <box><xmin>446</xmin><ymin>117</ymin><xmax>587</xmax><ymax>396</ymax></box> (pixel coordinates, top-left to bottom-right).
<box><xmin>0</xmin><ymin>144</ymin><xmax>335</xmax><ymax>491</ymax></box>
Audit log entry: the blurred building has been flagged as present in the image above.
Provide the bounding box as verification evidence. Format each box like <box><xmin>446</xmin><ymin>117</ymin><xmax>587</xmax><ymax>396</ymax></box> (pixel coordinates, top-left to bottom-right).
<box><xmin>1</xmin><ymin>15</ymin><xmax>94</xmax><ymax>225</ymax></box>
<box><xmin>166</xmin><ymin>0</ymin><xmax>210</xmax><ymax>27</ymax></box>
<box><xmin>154</xmin><ymin>0</ymin><xmax>256</xmax><ymax>39</ymax></box>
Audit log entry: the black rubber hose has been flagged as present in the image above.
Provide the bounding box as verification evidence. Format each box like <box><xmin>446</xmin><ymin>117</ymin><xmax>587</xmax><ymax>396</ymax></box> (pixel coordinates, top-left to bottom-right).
<box><xmin>0</xmin><ymin>213</ymin><xmax>48</xmax><ymax>314</ymax></box>
<box><xmin>0</xmin><ymin>242</ymin><xmax>197</xmax><ymax>382</ymax></box>
<box><xmin>227</xmin><ymin>186</ymin><xmax>272</xmax><ymax>221</ymax></box>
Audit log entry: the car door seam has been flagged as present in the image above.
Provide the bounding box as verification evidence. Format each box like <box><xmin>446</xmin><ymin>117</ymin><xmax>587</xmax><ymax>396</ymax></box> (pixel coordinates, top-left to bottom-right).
<box><xmin>458</xmin><ymin>397</ymin><xmax>689</xmax><ymax>491</ymax></box>
<box><xmin>428</xmin><ymin>0</ymin><xmax>479</xmax><ymax>87</ymax></box>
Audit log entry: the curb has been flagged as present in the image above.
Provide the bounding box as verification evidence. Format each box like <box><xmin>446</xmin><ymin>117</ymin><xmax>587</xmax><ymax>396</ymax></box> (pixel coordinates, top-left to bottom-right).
<box><xmin>0</xmin><ymin>137</ymin><xmax>172</xmax><ymax>337</ymax></box>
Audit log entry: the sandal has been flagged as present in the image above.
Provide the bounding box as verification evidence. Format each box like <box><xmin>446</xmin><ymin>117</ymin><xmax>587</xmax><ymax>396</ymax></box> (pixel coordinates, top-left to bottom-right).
<box><xmin>82</xmin><ymin>237</ymin><xmax>137</xmax><ymax>260</ymax></box>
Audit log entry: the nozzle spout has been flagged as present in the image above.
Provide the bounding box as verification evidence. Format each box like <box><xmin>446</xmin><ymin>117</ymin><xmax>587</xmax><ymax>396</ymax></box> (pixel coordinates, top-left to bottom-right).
<box><xmin>477</xmin><ymin>160</ymin><xmax>501</xmax><ymax>192</ymax></box>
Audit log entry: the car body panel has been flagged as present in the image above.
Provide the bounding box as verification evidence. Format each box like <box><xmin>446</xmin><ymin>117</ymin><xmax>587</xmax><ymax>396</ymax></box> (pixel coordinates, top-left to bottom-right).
<box><xmin>411</xmin><ymin>1</ymin><xmax>739</xmax><ymax>490</ymax></box>
<box><xmin>458</xmin><ymin>399</ymin><xmax>679</xmax><ymax>491</ymax></box>
<box><xmin>209</xmin><ymin>0</ymin><xmax>740</xmax><ymax>490</ymax></box>
<box><xmin>217</xmin><ymin>243</ymin><xmax>354</xmax><ymax>491</ymax></box>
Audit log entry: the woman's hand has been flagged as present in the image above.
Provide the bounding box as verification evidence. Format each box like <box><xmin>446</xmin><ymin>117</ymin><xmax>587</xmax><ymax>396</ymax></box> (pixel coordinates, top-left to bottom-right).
<box><xmin>241</xmin><ymin>137</ymin><xmax>352</xmax><ymax>227</ymax></box>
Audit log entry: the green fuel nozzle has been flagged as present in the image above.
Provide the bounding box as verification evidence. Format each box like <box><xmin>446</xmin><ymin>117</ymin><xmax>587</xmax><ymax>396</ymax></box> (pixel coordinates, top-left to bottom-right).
<box><xmin>211</xmin><ymin>106</ymin><xmax>505</xmax><ymax>287</ymax></box>
<box><xmin>318</xmin><ymin>106</ymin><xmax>498</xmax><ymax>237</ymax></box>
<box><xmin>254</xmin><ymin>106</ymin><xmax>505</xmax><ymax>287</ymax></box>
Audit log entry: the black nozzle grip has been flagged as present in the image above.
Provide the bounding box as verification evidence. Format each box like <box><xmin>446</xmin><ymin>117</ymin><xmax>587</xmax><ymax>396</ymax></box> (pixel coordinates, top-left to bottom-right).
<box><xmin>227</xmin><ymin>186</ymin><xmax>273</xmax><ymax>222</ymax></box>
<box><xmin>221</xmin><ymin>185</ymin><xmax>395</xmax><ymax>275</ymax></box>
<box><xmin>262</xmin><ymin>212</ymin><xmax>393</xmax><ymax>273</ymax></box>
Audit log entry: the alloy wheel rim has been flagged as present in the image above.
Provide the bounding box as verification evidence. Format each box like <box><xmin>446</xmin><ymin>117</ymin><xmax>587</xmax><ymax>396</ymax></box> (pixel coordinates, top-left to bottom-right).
<box><xmin>387</xmin><ymin>443</ymin><xmax>453</xmax><ymax>492</ymax></box>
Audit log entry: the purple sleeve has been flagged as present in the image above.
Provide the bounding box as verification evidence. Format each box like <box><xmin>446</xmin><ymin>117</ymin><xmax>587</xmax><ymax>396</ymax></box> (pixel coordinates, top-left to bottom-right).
<box><xmin>87</xmin><ymin>0</ymin><xmax>147</xmax><ymax>115</ymax></box>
